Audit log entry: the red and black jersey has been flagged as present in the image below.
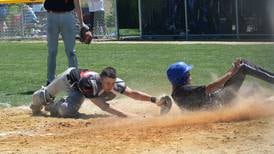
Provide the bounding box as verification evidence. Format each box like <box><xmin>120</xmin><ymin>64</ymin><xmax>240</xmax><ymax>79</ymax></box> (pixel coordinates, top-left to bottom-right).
<box><xmin>68</xmin><ymin>68</ymin><xmax>127</xmax><ymax>98</ymax></box>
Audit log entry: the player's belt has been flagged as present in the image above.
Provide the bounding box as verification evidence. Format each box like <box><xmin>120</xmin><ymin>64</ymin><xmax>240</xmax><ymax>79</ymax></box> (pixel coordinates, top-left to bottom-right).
<box><xmin>47</xmin><ymin>10</ymin><xmax>71</xmax><ymax>13</ymax></box>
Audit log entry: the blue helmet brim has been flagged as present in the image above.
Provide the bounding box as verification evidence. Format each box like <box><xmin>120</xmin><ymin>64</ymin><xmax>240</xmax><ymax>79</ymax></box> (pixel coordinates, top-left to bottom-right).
<box><xmin>185</xmin><ymin>65</ymin><xmax>193</xmax><ymax>72</ymax></box>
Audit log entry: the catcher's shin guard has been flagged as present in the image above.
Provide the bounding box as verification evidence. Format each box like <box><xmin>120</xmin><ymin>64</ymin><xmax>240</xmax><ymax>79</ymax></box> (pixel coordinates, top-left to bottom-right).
<box><xmin>30</xmin><ymin>87</ymin><xmax>54</xmax><ymax>114</ymax></box>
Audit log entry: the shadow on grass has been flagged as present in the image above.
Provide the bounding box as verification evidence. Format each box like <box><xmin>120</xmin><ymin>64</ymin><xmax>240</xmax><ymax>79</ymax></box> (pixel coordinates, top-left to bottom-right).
<box><xmin>5</xmin><ymin>90</ymin><xmax>35</xmax><ymax>96</ymax></box>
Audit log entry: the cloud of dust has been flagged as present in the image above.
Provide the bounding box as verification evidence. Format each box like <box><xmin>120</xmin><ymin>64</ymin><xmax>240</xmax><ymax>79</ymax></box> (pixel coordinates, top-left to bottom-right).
<box><xmin>79</xmin><ymin>81</ymin><xmax>274</xmax><ymax>130</ymax></box>
<box><xmin>121</xmin><ymin>83</ymin><xmax>274</xmax><ymax>129</ymax></box>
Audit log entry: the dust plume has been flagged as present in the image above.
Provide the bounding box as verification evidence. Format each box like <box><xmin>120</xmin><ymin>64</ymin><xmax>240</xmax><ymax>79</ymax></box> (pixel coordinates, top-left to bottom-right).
<box><xmin>78</xmin><ymin>82</ymin><xmax>274</xmax><ymax>130</ymax></box>
<box><xmin>139</xmin><ymin>84</ymin><xmax>274</xmax><ymax>128</ymax></box>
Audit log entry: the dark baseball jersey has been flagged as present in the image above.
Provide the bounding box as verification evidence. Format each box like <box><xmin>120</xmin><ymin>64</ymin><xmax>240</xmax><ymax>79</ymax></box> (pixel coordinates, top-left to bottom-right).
<box><xmin>172</xmin><ymin>84</ymin><xmax>231</xmax><ymax>111</ymax></box>
<box><xmin>172</xmin><ymin>85</ymin><xmax>208</xmax><ymax>110</ymax></box>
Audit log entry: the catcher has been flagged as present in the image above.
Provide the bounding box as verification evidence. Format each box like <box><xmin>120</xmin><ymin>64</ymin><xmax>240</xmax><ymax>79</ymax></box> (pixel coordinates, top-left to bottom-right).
<box><xmin>79</xmin><ymin>25</ymin><xmax>93</xmax><ymax>44</ymax></box>
<box><xmin>30</xmin><ymin>67</ymin><xmax>172</xmax><ymax>118</ymax></box>
<box><xmin>165</xmin><ymin>58</ymin><xmax>274</xmax><ymax>111</ymax></box>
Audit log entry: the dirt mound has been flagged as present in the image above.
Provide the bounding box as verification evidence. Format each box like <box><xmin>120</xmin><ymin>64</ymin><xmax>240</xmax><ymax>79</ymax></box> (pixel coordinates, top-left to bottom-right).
<box><xmin>1</xmin><ymin>87</ymin><xmax>274</xmax><ymax>153</ymax></box>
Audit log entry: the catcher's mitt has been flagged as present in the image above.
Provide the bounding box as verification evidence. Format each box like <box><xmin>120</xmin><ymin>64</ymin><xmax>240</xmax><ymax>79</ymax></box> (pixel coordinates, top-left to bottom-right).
<box><xmin>157</xmin><ymin>95</ymin><xmax>172</xmax><ymax>115</ymax></box>
<box><xmin>80</xmin><ymin>26</ymin><xmax>92</xmax><ymax>44</ymax></box>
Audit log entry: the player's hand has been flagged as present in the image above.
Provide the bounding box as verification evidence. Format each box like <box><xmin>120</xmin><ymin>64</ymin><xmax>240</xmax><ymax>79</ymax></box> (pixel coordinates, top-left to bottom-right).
<box><xmin>231</xmin><ymin>58</ymin><xmax>242</xmax><ymax>75</ymax></box>
<box><xmin>233</xmin><ymin>58</ymin><xmax>242</xmax><ymax>68</ymax></box>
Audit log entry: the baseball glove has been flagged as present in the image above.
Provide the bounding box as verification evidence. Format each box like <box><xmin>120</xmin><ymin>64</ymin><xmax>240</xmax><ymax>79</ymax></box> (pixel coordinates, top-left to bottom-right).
<box><xmin>157</xmin><ymin>95</ymin><xmax>172</xmax><ymax>115</ymax></box>
<box><xmin>79</xmin><ymin>26</ymin><xmax>92</xmax><ymax>44</ymax></box>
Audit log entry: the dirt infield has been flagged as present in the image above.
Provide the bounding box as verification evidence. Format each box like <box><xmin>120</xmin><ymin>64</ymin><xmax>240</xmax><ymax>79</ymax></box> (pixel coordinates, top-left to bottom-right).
<box><xmin>1</xmin><ymin>88</ymin><xmax>274</xmax><ymax>153</ymax></box>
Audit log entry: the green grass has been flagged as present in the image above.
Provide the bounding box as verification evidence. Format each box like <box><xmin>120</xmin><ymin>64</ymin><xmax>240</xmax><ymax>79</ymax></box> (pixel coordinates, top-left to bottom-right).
<box><xmin>119</xmin><ymin>29</ymin><xmax>140</xmax><ymax>36</ymax></box>
<box><xmin>0</xmin><ymin>41</ymin><xmax>273</xmax><ymax>106</ymax></box>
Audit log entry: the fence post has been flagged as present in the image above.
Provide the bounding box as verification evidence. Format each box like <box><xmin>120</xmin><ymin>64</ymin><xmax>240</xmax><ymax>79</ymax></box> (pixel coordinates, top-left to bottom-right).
<box><xmin>21</xmin><ymin>6</ymin><xmax>25</xmax><ymax>37</ymax></box>
<box><xmin>115</xmin><ymin>0</ymin><xmax>119</xmax><ymax>40</ymax></box>
<box><xmin>184</xmin><ymin>0</ymin><xmax>188</xmax><ymax>40</ymax></box>
<box><xmin>235</xmin><ymin>0</ymin><xmax>239</xmax><ymax>40</ymax></box>
<box><xmin>138</xmin><ymin>0</ymin><xmax>142</xmax><ymax>39</ymax></box>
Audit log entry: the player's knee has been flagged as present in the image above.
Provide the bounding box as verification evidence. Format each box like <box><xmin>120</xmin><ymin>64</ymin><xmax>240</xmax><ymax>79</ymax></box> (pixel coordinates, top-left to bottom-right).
<box><xmin>30</xmin><ymin>91</ymin><xmax>45</xmax><ymax>114</ymax></box>
<box><xmin>58</xmin><ymin>102</ymin><xmax>79</xmax><ymax>118</ymax></box>
<box><xmin>58</xmin><ymin>103</ymin><xmax>69</xmax><ymax>117</ymax></box>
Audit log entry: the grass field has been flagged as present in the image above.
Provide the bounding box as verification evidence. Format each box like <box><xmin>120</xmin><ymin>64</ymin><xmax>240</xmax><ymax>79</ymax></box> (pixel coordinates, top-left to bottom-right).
<box><xmin>0</xmin><ymin>41</ymin><xmax>273</xmax><ymax>106</ymax></box>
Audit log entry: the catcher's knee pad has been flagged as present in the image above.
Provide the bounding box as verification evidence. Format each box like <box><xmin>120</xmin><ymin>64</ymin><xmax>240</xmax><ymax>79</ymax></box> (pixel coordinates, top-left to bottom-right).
<box><xmin>31</xmin><ymin>90</ymin><xmax>45</xmax><ymax>113</ymax></box>
<box><xmin>32</xmin><ymin>87</ymin><xmax>54</xmax><ymax>107</ymax></box>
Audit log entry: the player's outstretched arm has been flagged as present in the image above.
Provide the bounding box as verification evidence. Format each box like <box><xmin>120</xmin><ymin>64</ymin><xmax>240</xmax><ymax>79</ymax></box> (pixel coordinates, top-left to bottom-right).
<box><xmin>123</xmin><ymin>87</ymin><xmax>154</xmax><ymax>102</ymax></box>
<box><xmin>90</xmin><ymin>98</ymin><xmax>127</xmax><ymax>118</ymax></box>
<box><xmin>206</xmin><ymin>59</ymin><xmax>242</xmax><ymax>94</ymax></box>
<box><xmin>123</xmin><ymin>87</ymin><xmax>172</xmax><ymax>115</ymax></box>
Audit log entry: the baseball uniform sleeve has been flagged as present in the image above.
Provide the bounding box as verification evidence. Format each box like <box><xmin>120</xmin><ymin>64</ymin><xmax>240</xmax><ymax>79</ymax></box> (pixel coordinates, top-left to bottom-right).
<box><xmin>113</xmin><ymin>78</ymin><xmax>126</xmax><ymax>94</ymax></box>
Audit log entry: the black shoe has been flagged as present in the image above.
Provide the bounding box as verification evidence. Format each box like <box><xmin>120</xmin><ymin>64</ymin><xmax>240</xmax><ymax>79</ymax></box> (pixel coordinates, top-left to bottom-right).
<box><xmin>30</xmin><ymin>104</ymin><xmax>43</xmax><ymax>116</ymax></box>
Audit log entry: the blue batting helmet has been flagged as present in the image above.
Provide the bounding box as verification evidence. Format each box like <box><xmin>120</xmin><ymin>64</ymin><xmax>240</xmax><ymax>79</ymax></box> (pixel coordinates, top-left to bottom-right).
<box><xmin>166</xmin><ymin>61</ymin><xmax>193</xmax><ymax>86</ymax></box>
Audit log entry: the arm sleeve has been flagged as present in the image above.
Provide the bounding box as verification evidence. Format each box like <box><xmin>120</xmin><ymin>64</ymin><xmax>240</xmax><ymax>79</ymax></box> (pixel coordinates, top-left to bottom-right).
<box><xmin>113</xmin><ymin>78</ymin><xmax>126</xmax><ymax>94</ymax></box>
<box><xmin>67</xmin><ymin>68</ymin><xmax>80</xmax><ymax>84</ymax></box>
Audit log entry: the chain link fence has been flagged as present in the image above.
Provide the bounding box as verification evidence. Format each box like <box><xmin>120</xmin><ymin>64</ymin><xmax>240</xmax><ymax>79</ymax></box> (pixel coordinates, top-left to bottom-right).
<box><xmin>0</xmin><ymin>0</ymin><xmax>117</xmax><ymax>40</ymax></box>
<box><xmin>82</xmin><ymin>0</ymin><xmax>117</xmax><ymax>39</ymax></box>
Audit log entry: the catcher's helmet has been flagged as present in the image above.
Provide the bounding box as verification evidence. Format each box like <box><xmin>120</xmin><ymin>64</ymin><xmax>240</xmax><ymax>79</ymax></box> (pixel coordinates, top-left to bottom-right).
<box><xmin>166</xmin><ymin>61</ymin><xmax>192</xmax><ymax>86</ymax></box>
